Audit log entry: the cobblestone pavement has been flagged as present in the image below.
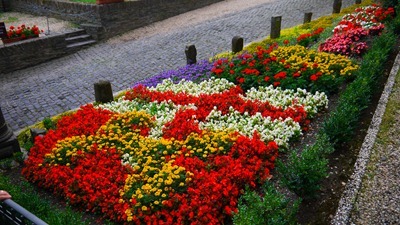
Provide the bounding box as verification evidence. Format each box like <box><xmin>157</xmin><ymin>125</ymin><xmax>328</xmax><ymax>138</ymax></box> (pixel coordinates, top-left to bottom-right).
<box><xmin>0</xmin><ymin>0</ymin><xmax>354</xmax><ymax>132</ymax></box>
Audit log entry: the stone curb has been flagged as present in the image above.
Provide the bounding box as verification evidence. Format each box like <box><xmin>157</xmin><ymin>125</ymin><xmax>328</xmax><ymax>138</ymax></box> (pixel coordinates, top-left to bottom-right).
<box><xmin>331</xmin><ymin>52</ymin><xmax>400</xmax><ymax>224</ymax></box>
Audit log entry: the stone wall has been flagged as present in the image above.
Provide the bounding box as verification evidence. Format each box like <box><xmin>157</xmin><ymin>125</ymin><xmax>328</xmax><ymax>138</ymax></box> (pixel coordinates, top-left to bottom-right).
<box><xmin>0</xmin><ymin>0</ymin><xmax>12</xmax><ymax>12</ymax></box>
<box><xmin>10</xmin><ymin>0</ymin><xmax>223</xmax><ymax>40</ymax></box>
<box><xmin>0</xmin><ymin>35</ymin><xmax>67</xmax><ymax>74</ymax></box>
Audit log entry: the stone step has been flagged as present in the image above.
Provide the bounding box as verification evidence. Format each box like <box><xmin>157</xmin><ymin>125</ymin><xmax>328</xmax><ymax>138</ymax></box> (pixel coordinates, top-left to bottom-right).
<box><xmin>64</xmin><ymin>29</ymin><xmax>87</xmax><ymax>38</ymax></box>
<box><xmin>66</xmin><ymin>39</ymin><xmax>97</xmax><ymax>48</ymax></box>
<box><xmin>65</xmin><ymin>34</ymin><xmax>92</xmax><ymax>45</ymax></box>
<box><xmin>66</xmin><ymin>40</ymin><xmax>97</xmax><ymax>53</ymax></box>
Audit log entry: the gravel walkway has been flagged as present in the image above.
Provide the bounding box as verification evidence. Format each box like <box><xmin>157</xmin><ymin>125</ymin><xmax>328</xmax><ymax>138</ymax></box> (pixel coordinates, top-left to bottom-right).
<box><xmin>346</xmin><ymin>55</ymin><xmax>400</xmax><ymax>225</ymax></box>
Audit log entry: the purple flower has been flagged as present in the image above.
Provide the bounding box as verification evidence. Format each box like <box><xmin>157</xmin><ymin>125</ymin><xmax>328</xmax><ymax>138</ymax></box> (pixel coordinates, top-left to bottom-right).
<box><xmin>132</xmin><ymin>60</ymin><xmax>213</xmax><ymax>88</ymax></box>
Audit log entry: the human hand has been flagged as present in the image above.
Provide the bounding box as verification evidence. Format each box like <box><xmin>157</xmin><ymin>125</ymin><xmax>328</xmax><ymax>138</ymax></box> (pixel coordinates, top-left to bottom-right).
<box><xmin>0</xmin><ymin>190</ymin><xmax>11</xmax><ymax>201</ymax></box>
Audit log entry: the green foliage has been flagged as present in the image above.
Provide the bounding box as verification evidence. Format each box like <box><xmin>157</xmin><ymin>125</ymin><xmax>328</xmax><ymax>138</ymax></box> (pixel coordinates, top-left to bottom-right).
<box><xmin>312</xmin><ymin>133</ymin><xmax>335</xmax><ymax>156</ymax></box>
<box><xmin>0</xmin><ymin>158</ymin><xmax>14</xmax><ymax>170</ymax></box>
<box><xmin>0</xmin><ymin>175</ymin><xmax>95</xmax><ymax>225</ymax></box>
<box><xmin>322</xmin><ymin>29</ymin><xmax>396</xmax><ymax>146</ymax></box>
<box><xmin>388</xmin><ymin>10</ymin><xmax>400</xmax><ymax>34</ymax></box>
<box><xmin>22</xmin><ymin>139</ymin><xmax>34</xmax><ymax>151</ymax></box>
<box><xmin>322</xmin><ymin>100</ymin><xmax>363</xmax><ymax>146</ymax></box>
<box><xmin>0</xmin><ymin>153</ymin><xmax>24</xmax><ymax>170</ymax></box>
<box><xmin>6</xmin><ymin>16</ymin><xmax>19</xmax><ymax>22</ymax></box>
<box><xmin>233</xmin><ymin>183</ymin><xmax>300</xmax><ymax>225</ymax></box>
<box><xmin>380</xmin><ymin>0</ymin><xmax>398</xmax><ymax>8</ymax></box>
<box><xmin>43</xmin><ymin>117</ymin><xmax>56</xmax><ymax>130</ymax></box>
<box><xmin>277</xmin><ymin>143</ymin><xmax>329</xmax><ymax>198</ymax></box>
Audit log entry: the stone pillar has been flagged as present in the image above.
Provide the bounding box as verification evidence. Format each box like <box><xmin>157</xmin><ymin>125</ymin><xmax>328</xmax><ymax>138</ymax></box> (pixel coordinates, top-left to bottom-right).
<box><xmin>304</xmin><ymin>12</ymin><xmax>313</xmax><ymax>24</ymax></box>
<box><xmin>0</xmin><ymin>107</ymin><xmax>20</xmax><ymax>159</ymax></box>
<box><xmin>270</xmin><ymin>16</ymin><xmax>282</xmax><ymax>39</ymax></box>
<box><xmin>94</xmin><ymin>80</ymin><xmax>113</xmax><ymax>103</ymax></box>
<box><xmin>333</xmin><ymin>0</ymin><xmax>342</xmax><ymax>14</ymax></box>
<box><xmin>185</xmin><ymin>45</ymin><xmax>197</xmax><ymax>65</ymax></box>
<box><xmin>232</xmin><ymin>36</ymin><xmax>244</xmax><ymax>53</ymax></box>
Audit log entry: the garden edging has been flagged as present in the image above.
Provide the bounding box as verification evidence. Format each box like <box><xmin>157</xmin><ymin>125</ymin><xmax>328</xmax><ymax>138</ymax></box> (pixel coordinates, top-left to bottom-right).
<box><xmin>331</xmin><ymin>51</ymin><xmax>400</xmax><ymax>225</ymax></box>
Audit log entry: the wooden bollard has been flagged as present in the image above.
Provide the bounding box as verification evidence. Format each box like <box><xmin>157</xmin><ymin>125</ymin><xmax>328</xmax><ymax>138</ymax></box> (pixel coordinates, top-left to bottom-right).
<box><xmin>232</xmin><ymin>36</ymin><xmax>244</xmax><ymax>53</ymax></box>
<box><xmin>333</xmin><ymin>0</ymin><xmax>342</xmax><ymax>14</ymax></box>
<box><xmin>185</xmin><ymin>45</ymin><xmax>197</xmax><ymax>65</ymax></box>
<box><xmin>303</xmin><ymin>12</ymin><xmax>312</xmax><ymax>24</ymax></box>
<box><xmin>270</xmin><ymin>16</ymin><xmax>282</xmax><ymax>39</ymax></box>
<box><xmin>94</xmin><ymin>80</ymin><xmax>113</xmax><ymax>103</ymax></box>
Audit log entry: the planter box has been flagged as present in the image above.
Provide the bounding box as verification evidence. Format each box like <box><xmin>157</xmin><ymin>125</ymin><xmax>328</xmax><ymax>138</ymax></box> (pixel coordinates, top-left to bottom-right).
<box><xmin>96</xmin><ymin>0</ymin><xmax>124</xmax><ymax>5</ymax></box>
<box><xmin>2</xmin><ymin>35</ymin><xmax>39</xmax><ymax>44</ymax></box>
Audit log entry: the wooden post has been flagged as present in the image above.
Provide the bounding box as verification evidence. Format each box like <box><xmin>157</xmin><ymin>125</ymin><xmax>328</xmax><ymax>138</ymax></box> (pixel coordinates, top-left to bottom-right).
<box><xmin>94</xmin><ymin>80</ymin><xmax>113</xmax><ymax>103</ymax></box>
<box><xmin>270</xmin><ymin>16</ymin><xmax>282</xmax><ymax>39</ymax></box>
<box><xmin>232</xmin><ymin>36</ymin><xmax>244</xmax><ymax>53</ymax></box>
<box><xmin>185</xmin><ymin>45</ymin><xmax>197</xmax><ymax>65</ymax></box>
<box><xmin>303</xmin><ymin>12</ymin><xmax>312</xmax><ymax>24</ymax></box>
<box><xmin>333</xmin><ymin>0</ymin><xmax>342</xmax><ymax>14</ymax></box>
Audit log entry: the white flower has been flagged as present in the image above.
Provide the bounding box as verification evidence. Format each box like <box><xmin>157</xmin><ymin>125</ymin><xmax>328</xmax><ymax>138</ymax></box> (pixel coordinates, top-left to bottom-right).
<box><xmin>149</xmin><ymin>78</ymin><xmax>236</xmax><ymax>96</ymax></box>
<box><xmin>242</xmin><ymin>85</ymin><xmax>328</xmax><ymax>118</ymax></box>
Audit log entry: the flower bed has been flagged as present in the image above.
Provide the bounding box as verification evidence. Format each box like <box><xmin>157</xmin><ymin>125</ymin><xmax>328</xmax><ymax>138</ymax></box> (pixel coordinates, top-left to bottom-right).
<box><xmin>319</xmin><ymin>4</ymin><xmax>394</xmax><ymax>56</ymax></box>
<box><xmin>21</xmin><ymin>3</ymin><xmax>395</xmax><ymax>225</ymax></box>
<box><xmin>23</xmin><ymin>79</ymin><xmax>328</xmax><ymax>223</ymax></box>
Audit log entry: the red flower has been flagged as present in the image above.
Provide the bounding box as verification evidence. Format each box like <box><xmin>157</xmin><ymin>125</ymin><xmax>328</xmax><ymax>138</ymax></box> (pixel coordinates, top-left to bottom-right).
<box><xmin>283</xmin><ymin>39</ymin><xmax>289</xmax><ymax>45</ymax></box>
<box><xmin>273</xmin><ymin>71</ymin><xmax>287</xmax><ymax>80</ymax></box>
<box><xmin>310</xmin><ymin>74</ymin><xmax>318</xmax><ymax>81</ymax></box>
<box><xmin>293</xmin><ymin>72</ymin><xmax>301</xmax><ymax>78</ymax></box>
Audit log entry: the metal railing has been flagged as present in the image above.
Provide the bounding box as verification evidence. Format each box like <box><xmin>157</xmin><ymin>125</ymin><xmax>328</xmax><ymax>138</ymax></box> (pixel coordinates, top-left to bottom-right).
<box><xmin>0</xmin><ymin>199</ymin><xmax>48</xmax><ymax>225</ymax></box>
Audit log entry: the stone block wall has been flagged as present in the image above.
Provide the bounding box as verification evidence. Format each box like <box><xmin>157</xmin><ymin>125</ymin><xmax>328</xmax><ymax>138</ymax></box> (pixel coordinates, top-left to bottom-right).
<box><xmin>9</xmin><ymin>0</ymin><xmax>101</xmax><ymax>25</ymax></box>
<box><xmin>10</xmin><ymin>0</ymin><xmax>223</xmax><ymax>40</ymax></box>
<box><xmin>0</xmin><ymin>35</ymin><xmax>67</xmax><ymax>74</ymax></box>
<box><xmin>0</xmin><ymin>0</ymin><xmax>12</xmax><ymax>12</ymax></box>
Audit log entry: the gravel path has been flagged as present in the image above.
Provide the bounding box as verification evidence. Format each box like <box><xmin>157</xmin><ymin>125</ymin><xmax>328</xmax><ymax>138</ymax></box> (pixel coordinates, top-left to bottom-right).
<box><xmin>347</xmin><ymin>57</ymin><xmax>400</xmax><ymax>225</ymax></box>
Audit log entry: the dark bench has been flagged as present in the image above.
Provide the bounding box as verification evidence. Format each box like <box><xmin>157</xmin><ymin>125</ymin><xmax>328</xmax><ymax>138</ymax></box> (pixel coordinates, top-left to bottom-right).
<box><xmin>0</xmin><ymin>199</ymin><xmax>47</xmax><ymax>225</ymax></box>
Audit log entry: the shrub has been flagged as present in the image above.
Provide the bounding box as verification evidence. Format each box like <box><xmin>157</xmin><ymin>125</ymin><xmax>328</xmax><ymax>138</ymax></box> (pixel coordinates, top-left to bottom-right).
<box><xmin>277</xmin><ymin>143</ymin><xmax>329</xmax><ymax>198</ymax></box>
<box><xmin>42</xmin><ymin>117</ymin><xmax>56</xmax><ymax>130</ymax></box>
<box><xmin>233</xmin><ymin>183</ymin><xmax>300</xmax><ymax>225</ymax></box>
<box><xmin>380</xmin><ymin>0</ymin><xmax>398</xmax><ymax>8</ymax></box>
<box><xmin>322</xmin><ymin>29</ymin><xmax>396</xmax><ymax>146</ymax></box>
